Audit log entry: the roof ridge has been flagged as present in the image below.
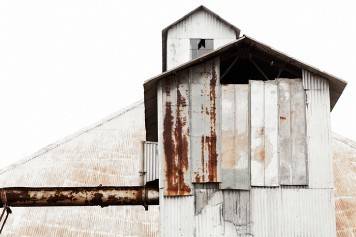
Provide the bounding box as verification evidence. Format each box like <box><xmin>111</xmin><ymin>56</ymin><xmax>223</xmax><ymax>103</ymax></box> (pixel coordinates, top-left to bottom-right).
<box><xmin>0</xmin><ymin>100</ymin><xmax>144</xmax><ymax>176</ymax></box>
<box><xmin>162</xmin><ymin>5</ymin><xmax>240</xmax><ymax>35</ymax></box>
<box><xmin>332</xmin><ymin>132</ymin><xmax>356</xmax><ymax>150</ymax></box>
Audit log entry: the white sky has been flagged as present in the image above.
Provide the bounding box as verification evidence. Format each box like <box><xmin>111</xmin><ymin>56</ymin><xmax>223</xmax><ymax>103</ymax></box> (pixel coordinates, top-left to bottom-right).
<box><xmin>0</xmin><ymin>0</ymin><xmax>355</xmax><ymax>169</ymax></box>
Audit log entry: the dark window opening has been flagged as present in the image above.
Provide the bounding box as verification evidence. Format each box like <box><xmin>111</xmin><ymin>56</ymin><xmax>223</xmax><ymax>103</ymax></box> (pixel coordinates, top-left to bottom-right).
<box><xmin>198</xmin><ymin>39</ymin><xmax>206</xmax><ymax>49</ymax></box>
<box><xmin>190</xmin><ymin>38</ymin><xmax>214</xmax><ymax>60</ymax></box>
<box><xmin>220</xmin><ymin>44</ymin><xmax>302</xmax><ymax>84</ymax></box>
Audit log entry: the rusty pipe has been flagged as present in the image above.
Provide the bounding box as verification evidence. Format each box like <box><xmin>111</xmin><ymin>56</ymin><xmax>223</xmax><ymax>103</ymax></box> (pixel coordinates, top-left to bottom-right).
<box><xmin>0</xmin><ymin>186</ymin><xmax>159</xmax><ymax>208</ymax></box>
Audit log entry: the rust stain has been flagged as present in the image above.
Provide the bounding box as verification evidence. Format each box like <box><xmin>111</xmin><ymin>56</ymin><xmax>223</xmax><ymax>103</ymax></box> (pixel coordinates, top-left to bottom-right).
<box><xmin>207</xmin><ymin>63</ymin><xmax>218</xmax><ymax>182</ymax></box>
<box><xmin>257</xmin><ymin>148</ymin><xmax>265</xmax><ymax>161</ymax></box>
<box><xmin>174</xmin><ymin>86</ymin><xmax>191</xmax><ymax>195</ymax></box>
<box><xmin>163</xmin><ymin>79</ymin><xmax>191</xmax><ymax>196</ymax></box>
<box><xmin>200</xmin><ymin>136</ymin><xmax>205</xmax><ymax>182</ymax></box>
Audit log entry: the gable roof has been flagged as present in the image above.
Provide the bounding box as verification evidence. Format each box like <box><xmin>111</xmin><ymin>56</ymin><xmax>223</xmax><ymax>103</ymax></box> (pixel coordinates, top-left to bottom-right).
<box><xmin>162</xmin><ymin>5</ymin><xmax>241</xmax><ymax>71</ymax></box>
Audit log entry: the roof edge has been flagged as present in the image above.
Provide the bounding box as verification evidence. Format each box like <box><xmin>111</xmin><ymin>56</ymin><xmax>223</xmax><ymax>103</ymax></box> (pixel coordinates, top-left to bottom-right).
<box><xmin>0</xmin><ymin>100</ymin><xmax>144</xmax><ymax>176</ymax></box>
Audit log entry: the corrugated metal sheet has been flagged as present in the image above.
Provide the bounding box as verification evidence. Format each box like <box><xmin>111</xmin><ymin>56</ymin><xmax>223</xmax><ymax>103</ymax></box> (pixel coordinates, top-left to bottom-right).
<box><xmin>332</xmin><ymin>133</ymin><xmax>356</xmax><ymax>237</ymax></box>
<box><xmin>250</xmin><ymin>80</ymin><xmax>279</xmax><ymax>187</ymax></box>
<box><xmin>190</xmin><ymin>59</ymin><xmax>221</xmax><ymax>183</ymax></box>
<box><xmin>0</xmin><ymin>101</ymin><xmax>159</xmax><ymax>237</ymax></box>
<box><xmin>251</xmin><ymin>187</ymin><xmax>336</xmax><ymax>237</ymax></box>
<box><xmin>165</xmin><ymin>8</ymin><xmax>237</xmax><ymax>70</ymax></box>
<box><xmin>221</xmin><ymin>84</ymin><xmax>250</xmax><ymax>189</ymax></box>
<box><xmin>143</xmin><ymin>141</ymin><xmax>159</xmax><ymax>184</ymax></box>
<box><xmin>161</xmin><ymin>196</ymin><xmax>195</xmax><ymax>237</ymax></box>
<box><xmin>278</xmin><ymin>79</ymin><xmax>308</xmax><ymax>185</ymax></box>
<box><xmin>303</xmin><ymin>70</ymin><xmax>333</xmax><ymax>188</ymax></box>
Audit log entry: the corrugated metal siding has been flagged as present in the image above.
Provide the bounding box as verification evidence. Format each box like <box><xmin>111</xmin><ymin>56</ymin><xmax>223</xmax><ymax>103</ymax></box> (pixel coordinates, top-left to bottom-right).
<box><xmin>143</xmin><ymin>141</ymin><xmax>159</xmax><ymax>183</ymax></box>
<box><xmin>166</xmin><ymin>9</ymin><xmax>236</xmax><ymax>70</ymax></box>
<box><xmin>221</xmin><ymin>84</ymin><xmax>250</xmax><ymax>189</ymax></box>
<box><xmin>0</xmin><ymin>101</ymin><xmax>159</xmax><ymax>237</ymax></box>
<box><xmin>303</xmin><ymin>70</ymin><xmax>333</xmax><ymax>188</ymax></box>
<box><xmin>278</xmin><ymin>79</ymin><xmax>308</xmax><ymax>185</ymax></box>
<box><xmin>251</xmin><ymin>187</ymin><xmax>336</xmax><ymax>237</ymax></box>
<box><xmin>161</xmin><ymin>196</ymin><xmax>195</xmax><ymax>237</ymax></box>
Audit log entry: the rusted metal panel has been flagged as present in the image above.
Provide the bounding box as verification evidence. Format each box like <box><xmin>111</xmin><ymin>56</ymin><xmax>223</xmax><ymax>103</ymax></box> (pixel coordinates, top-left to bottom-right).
<box><xmin>250</xmin><ymin>80</ymin><xmax>279</xmax><ymax>187</ymax></box>
<box><xmin>278</xmin><ymin>79</ymin><xmax>308</xmax><ymax>185</ymax></box>
<box><xmin>143</xmin><ymin>141</ymin><xmax>159</xmax><ymax>184</ymax></box>
<box><xmin>161</xmin><ymin>196</ymin><xmax>195</xmax><ymax>237</ymax></box>
<box><xmin>161</xmin><ymin>71</ymin><xmax>193</xmax><ymax>196</ymax></box>
<box><xmin>190</xmin><ymin>59</ymin><xmax>221</xmax><ymax>183</ymax></box>
<box><xmin>303</xmin><ymin>70</ymin><xmax>333</xmax><ymax>188</ymax></box>
<box><xmin>221</xmin><ymin>84</ymin><xmax>250</xmax><ymax>189</ymax></box>
<box><xmin>250</xmin><ymin>187</ymin><xmax>336</xmax><ymax>237</ymax></box>
<box><xmin>0</xmin><ymin>186</ymin><xmax>159</xmax><ymax>207</ymax></box>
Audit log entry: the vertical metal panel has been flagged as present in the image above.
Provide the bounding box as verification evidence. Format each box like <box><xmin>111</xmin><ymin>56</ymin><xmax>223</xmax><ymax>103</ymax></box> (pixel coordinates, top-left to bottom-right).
<box><xmin>250</xmin><ymin>187</ymin><xmax>336</xmax><ymax>237</ymax></box>
<box><xmin>190</xmin><ymin>59</ymin><xmax>221</xmax><ymax>183</ymax></box>
<box><xmin>302</xmin><ymin>70</ymin><xmax>333</xmax><ymax>188</ymax></box>
<box><xmin>278</xmin><ymin>79</ymin><xmax>307</xmax><ymax>185</ymax></box>
<box><xmin>221</xmin><ymin>84</ymin><xmax>250</xmax><ymax>189</ymax></box>
<box><xmin>143</xmin><ymin>141</ymin><xmax>159</xmax><ymax>184</ymax></box>
<box><xmin>250</xmin><ymin>80</ymin><xmax>265</xmax><ymax>186</ymax></box>
<box><xmin>161</xmin><ymin>196</ymin><xmax>195</xmax><ymax>237</ymax></box>
<box><xmin>264</xmin><ymin>81</ymin><xmax>279</xmax><ymax>186</ymax></box>
<box><xmin>161</xmin><ymin>70</ymin><xmax>193</xmax><ymax>196</ymax></box>
<box><xmin>250</xmin><ymin>80</ymin><xmax>279</xmax><ymax>187</ymax></box>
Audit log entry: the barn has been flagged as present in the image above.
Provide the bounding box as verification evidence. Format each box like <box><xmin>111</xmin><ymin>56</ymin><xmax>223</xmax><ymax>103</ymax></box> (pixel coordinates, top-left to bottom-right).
<box><xmin>0</xmin><ymin>6</ymin><xmax>354</xmax><ymax>237</ymax></box>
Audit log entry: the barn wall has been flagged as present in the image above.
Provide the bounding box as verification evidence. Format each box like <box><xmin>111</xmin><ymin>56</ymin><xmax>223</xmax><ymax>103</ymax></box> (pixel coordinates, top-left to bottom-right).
<box><xmin>166</xmin><ymin>9</ymin><xmax>236</xmax><ymax>70</ymax></box>
<box><xmin>158</xmin><ymin>64</ymin><xmax>337</xmax><ymax>235</ymax></box>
